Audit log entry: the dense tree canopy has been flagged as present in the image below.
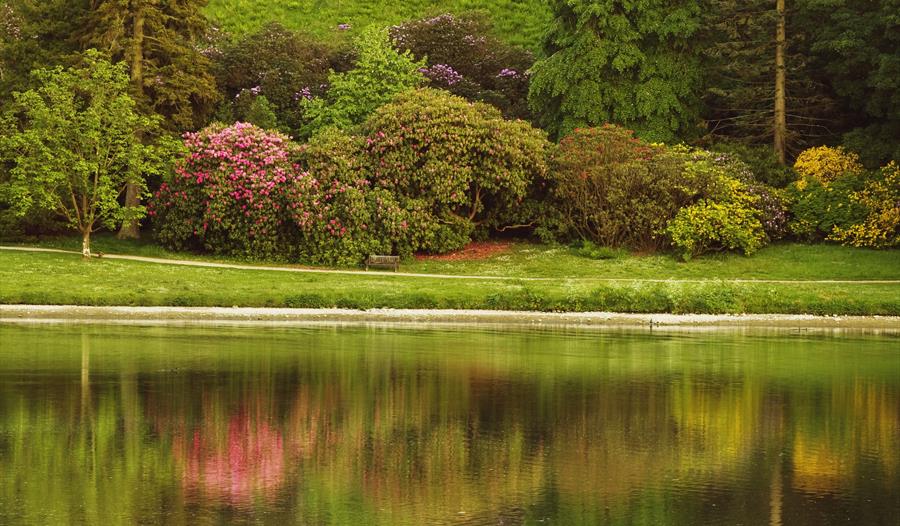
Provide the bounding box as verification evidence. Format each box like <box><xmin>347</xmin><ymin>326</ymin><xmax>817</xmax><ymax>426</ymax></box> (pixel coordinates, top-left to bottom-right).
<box><xmin>81</xmin><ymin>0</ymin><xmax>219</xmax><ymax>130</ymax></box>
<box><xmin>529</xmin><ymin>0</ymin><xmax>704</xmax><ymax>141</ymax></box>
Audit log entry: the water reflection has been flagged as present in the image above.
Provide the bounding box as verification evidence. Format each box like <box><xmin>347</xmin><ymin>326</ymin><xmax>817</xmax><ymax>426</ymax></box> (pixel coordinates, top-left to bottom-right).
<box><xmin>0</xmin><ymin>325</ymin><xmax>898</xmax><ymax>525</ymax></box>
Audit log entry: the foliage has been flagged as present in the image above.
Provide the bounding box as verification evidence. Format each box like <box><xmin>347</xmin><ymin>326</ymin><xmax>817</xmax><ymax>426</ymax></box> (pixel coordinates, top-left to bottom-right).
<box><xmin>665</xmin><ymin>179</ymin><xmax>767</xmax><ymax>261</ymax></box>
<box><xmin>547</xmin><ymin>126</ymin><xmax>695</xmax><ymax>251</ymax></box>
<box><xmin>150</xmin><ymin>122</ymin><xmax>306</xmax><ymax>259</ymax></box>
<box><xmin>82</xmin><ymin>0</ymin><xmax>219</xmax><ymax>130</ymax></box>
<box><xmin>529</xmin><ymin>0</ymin><xmax>703</xmax><ymax>141</ymax></box>
<box><xmin>707</xmin><ymin>140</ymin><xmax>797</xmax><ymax>188</ymax></box>
<box><xmin>213</xmin><ymin>22</ymin><xmax>338</xmax><ymax>131</ymax></box>
<box><xmin>793</xmin><ymin>146</ymin><xmax>863</xmax><ymax>185</ymax></box>
<box><xmin>233</xmin><ymin>92</ymin><xmax>279</xmax><ymax>131</ymax></box>
<box><xmin>0</xmin><ymin>51</ymin><xmax>170</xmax><ymax>255</ymax></box>
<box><xmin>300</xmin><ymin>26</ymin><xmax>425</xmax><ymax>137</ymax></box>
<box><xmin>361</xmin><ymin>88</ymin><xmax>551</xmax><ymax>252</ymax></box>
<box><xmin>0</xmin><ymin>0</ymin><xmax>84</xmax><ymax>100</ymax></box>
<box><xmin>389</xmin><ymin>12</ymin><xmax>534</xmax><ymax>119</ymax></box>
<box><xmin>830</xmin><ymin>162</ymin><xmax>900</xmax><ymax>249</ymax></box>
<box><xmin>842</xmin><ymin>124</ymin><xmax>900</xmax><ymax>170</ymax></box>
<box><xmin>785</xmin><ymin>172</ymin><xmax>868</xmax><ymax>241</ymax></box>
<box><xmin>802</xmin><ymin>0</ymin><xmax>900</xmax><ymax>166</ymax></box>
<box><xmin>294</xmin><ymin>128</ymin><xmax>423</xmax><ymax>264</ymax></box>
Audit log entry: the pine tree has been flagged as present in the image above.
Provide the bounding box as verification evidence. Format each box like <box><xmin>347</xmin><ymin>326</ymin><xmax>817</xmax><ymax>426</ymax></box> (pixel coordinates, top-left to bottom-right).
<box><xmin>81</xmin><ymin>0</ymin><xmax>218</xmax><ymax>238</ymax></box>
<box><xmin>82</xmin><ymin>0</ymin><xmax>218</xmax><ymax>130</ymax></box>
<box><xmin>701</xmin><ymin>0</ymin><xmax>835</xmax><ymax>162</ymax></box>
<box><xmin>528</xmin><ymin>0</ymin><xmax>704</xmax><ymax>142</ymax></box>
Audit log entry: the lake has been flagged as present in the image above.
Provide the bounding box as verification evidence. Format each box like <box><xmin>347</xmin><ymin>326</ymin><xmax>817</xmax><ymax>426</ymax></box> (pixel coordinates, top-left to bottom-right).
<box><xmin>0</xmin><ymin>324</ymin><xmax>898</xmax><ymax>525</ymax></box>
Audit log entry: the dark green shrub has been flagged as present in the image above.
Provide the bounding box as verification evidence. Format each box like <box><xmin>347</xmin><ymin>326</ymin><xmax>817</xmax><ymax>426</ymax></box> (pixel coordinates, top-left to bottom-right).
<box><xmin>361</xmin><ymin>88</ymin><xmax>551</xmax><ymax>253</ymax></box>
<box><xmin>547</xmin><ymin>126</ymin><xmax>698</xmax><ymax>251</ymax></box>
<box><xmin>708</xmin><ymin>140</ymin><xmax>797</xmax><ymax>188</ymax></box>
<box><xmin>214</xmin><ymin>22</ymin><xmax>340</xmax><ymax>131</ymax></box>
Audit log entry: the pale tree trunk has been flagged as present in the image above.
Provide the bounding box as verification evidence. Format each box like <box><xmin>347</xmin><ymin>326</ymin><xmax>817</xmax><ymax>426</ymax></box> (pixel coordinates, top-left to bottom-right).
<box><xmin>82</xmin><ymin>228</ymin><xmax>92</xmax><ymax>258</ymax></box>
<box><xmin>117</xmin><ymin>4</ymin><xmax>145</xmax><ymax>240</ymax></box>
<box><xmin>774</xmin><ymin>0</ymin><xmax>787</xmax><ymax>165</ymax></box>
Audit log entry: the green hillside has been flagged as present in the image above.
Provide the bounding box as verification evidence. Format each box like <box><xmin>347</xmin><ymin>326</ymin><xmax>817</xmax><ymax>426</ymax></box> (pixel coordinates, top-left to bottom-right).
<box><xmin>204</xmin><ymin>0</ymin><xmax>551</xmax><ymax>50</ymax></box>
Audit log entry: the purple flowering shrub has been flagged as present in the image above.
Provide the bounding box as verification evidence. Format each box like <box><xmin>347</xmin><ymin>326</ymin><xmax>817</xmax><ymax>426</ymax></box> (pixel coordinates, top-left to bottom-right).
<box><xmin>418</xmin><ymin>64</ymin><xmax>463</xmax><ymax>86</ymax></box>
<box><xmin>150</xmin><ymin>123</ymin><xmax>309</xmax><ymax>259</ymax></box>
<box><xmin>389</xmin><ymin>13</ymin><xmax>534</xmax><ymax>119</ymax></box>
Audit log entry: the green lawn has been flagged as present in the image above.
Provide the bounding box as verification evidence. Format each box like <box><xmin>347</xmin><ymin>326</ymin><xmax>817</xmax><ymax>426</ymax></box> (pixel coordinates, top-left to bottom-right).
<box><xmin>2</xmin><ymin>238</ymin><xmax>899</xmax><ymax>315</ymax></box>
<box><xmin>14</xmin><ymin>234</ymin><xmax>900</xmax><ymax>281</ymax></box>
<box><xmin>204</xmin><ymin>0</ymin><xmax>551</xmax><ymax>51</ymax></box>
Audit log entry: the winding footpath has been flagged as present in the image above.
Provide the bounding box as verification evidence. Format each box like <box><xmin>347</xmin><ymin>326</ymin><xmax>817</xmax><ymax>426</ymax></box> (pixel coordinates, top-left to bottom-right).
<box><xmin>3</xmin><ymin>245</ymin><xmax>900</xmax><ymax>284</ymax></box>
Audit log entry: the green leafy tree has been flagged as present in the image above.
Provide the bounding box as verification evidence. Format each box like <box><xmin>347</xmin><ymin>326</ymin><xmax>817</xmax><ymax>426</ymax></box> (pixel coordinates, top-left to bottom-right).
<box><xmin>300</xmin><ymin>26</ymin><xmax>425</xmax><ymax>137</ymax></box>
<box><xmin>528</xmin><ymin>0</ymin><xmax>704</xmax><ymax>141</ymax></box>
<box><xmin>0</xmin><ymin>51</ymin><xmax>171</xmax><ymax>257</ymax></box>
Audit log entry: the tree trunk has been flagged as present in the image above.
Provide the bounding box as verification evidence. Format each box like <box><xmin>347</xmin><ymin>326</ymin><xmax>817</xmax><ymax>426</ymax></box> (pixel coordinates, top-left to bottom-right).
<box><xmin>774</xmin><ymin>0</ymin><xmax>787</xmax><ymax>165</ymax></box>
<box><xmin>117</xmin><ymin>4</ymin><xmax>145</xmax><ymax>240</ymax></box>
<box><xmin>82</xmin><ymin>229</ymin><xmax>92</xmax><ymax>258</ymax></box>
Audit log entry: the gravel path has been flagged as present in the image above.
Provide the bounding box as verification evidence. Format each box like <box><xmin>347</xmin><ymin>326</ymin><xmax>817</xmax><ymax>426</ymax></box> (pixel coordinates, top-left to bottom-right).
<box><xmin>4</xmin><ymin>246</ymin><xmax>900</xmax><ymax>284</ymax></box>
<box><xmin>2</xmin><ymin>305</ymin><xmax>899</xmax><ymax>330</ymax></box>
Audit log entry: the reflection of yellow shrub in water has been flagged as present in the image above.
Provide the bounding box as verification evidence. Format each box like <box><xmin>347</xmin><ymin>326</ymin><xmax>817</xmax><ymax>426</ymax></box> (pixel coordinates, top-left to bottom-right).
<box><xmin>792</xmin><ymin>381</ymin><xmax>899</xmax><ymax>495</ymax></box>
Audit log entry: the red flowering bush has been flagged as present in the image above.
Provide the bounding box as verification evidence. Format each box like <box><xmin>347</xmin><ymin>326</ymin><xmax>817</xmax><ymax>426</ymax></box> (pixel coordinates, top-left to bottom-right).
<box><xmin>150</xmin><ymin>122</ymin><xmax>308</xmax><ymax>259</ymax></box>
<box><xmin>548</xmin><ymin>125</ymin><xmax>687</xmax><ymax>250</ymax></box>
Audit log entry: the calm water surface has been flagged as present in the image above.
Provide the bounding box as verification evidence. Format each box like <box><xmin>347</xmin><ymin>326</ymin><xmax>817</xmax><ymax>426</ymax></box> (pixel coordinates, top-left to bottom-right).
<box><xmin>0</xmin><ymin>324</ymin><xmax>898</xmax><ymax>525</ymax></box>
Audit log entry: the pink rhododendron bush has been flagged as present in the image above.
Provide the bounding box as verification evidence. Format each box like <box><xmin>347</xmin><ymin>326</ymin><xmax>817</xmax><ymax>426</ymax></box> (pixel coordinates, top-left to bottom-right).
<box><xmin>151</xmin><ymin>123</ymin><xmax>427</xmax><ymax>264</ymax></box>
<box><xmin>150</xmin><ymin>123</ymin><xmax>307</xmax><ymax>259</ymax></box>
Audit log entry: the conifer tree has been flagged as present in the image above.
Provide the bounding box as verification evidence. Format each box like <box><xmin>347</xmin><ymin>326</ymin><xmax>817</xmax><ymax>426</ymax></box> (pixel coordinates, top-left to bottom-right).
<box><xmin>528</xmin><ymin>0</ymin><xmax>704</xmax><ymax>142</ymax></box>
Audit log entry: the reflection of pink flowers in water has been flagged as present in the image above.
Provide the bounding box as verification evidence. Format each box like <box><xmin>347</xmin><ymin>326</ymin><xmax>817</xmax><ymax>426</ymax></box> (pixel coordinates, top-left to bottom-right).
<box><xmin>178</xmin><ymin>413</ymin><xmax>286</xmax><ymax>505</ymax></box>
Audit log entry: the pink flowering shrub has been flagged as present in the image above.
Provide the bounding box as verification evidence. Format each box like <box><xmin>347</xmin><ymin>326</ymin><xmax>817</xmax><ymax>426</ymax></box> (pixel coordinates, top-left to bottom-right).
<box><xmin>152</xmin><ymin>123</ymin><xmax>441</xmax><ymax>265</ymax></box>
<box><xmin>150</xmin><ymin>122</ymin><xmax>308</xmax><ymax>259</ymax></box>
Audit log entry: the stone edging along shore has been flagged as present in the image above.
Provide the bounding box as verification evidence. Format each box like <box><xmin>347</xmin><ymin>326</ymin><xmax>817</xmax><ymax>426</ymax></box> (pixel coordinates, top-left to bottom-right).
<box><xmin>2</xmin><ymin>305</ymin><xmax>899</xmax><ymax>331</ymax></box>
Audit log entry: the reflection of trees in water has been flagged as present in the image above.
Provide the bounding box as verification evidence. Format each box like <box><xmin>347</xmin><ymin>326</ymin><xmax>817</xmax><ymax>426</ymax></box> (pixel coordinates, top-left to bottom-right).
<box><xmin>0</xmin><ymin>339</ymin><xmax>898</xmax><ymax>525</ymax></box>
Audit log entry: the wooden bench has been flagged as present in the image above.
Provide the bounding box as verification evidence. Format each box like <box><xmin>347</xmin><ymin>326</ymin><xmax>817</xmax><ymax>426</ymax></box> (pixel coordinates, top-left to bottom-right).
<box><xmin>365</xmin><ymin>255</ymin><xmax>400</xmax><ymax>272</ymax></box>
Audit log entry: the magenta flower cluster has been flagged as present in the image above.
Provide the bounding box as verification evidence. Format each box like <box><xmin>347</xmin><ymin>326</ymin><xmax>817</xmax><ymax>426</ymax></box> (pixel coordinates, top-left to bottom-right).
<box><xmin>418</xmin><ymin>64</ymin><xmax>463</xmax><ymax>86</ymax></box>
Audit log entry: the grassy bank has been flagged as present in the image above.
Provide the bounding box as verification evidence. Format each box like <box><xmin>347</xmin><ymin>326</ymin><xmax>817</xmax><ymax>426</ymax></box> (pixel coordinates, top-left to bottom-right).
<box><xmin>204</xmin><ymin>0</ymin><xmax>551</xmax><ymax>51</ymax></box>
<box><xmin>2</xmin><ymin>243</ymin><xmax>899</xmax><ymax>315</ymax></box>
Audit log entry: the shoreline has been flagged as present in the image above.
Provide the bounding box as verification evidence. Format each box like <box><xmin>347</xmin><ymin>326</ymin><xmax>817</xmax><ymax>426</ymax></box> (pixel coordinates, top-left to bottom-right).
<box><xmin>2</xmin><ymin>305</ymin><xmax>899</xmax><ymax>331</ymax></box>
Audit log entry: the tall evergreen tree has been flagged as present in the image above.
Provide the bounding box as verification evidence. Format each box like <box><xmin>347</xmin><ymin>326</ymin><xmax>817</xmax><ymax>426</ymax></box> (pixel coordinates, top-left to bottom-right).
<box><xmin>81</xmin><ymin>0</ymin><xmax>218</xmax><ymax>238</ymax></box>
<box><xmin>82</xmin><ymin>0</ymin><xmax>218</xmax><ymax>130</ymax></box>
<box><xmin>701</xmin><ymin>0</ymin><xmax>835</xmax><ymax>161</ymax></box>
<box><xmin>528</xmin><ymin>0</ymin><xmax>704</xmax><ymax>142</ymax></box>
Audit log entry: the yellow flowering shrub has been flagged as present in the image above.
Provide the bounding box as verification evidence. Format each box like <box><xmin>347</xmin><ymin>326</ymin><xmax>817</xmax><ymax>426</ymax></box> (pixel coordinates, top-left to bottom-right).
<box><xmin>793</xmin><ymin>146</ymin><xmax>863</xmax><ymax>186</ymax></box>
<box><xmin>665</xmin><ymin>178</ymin><xmax>767</xmax><ymax>261</ymax></box>
<box><xmin>830</xmin><ymin>162</ymin><xmax>900</xmax><ymax>248</ymax></box>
